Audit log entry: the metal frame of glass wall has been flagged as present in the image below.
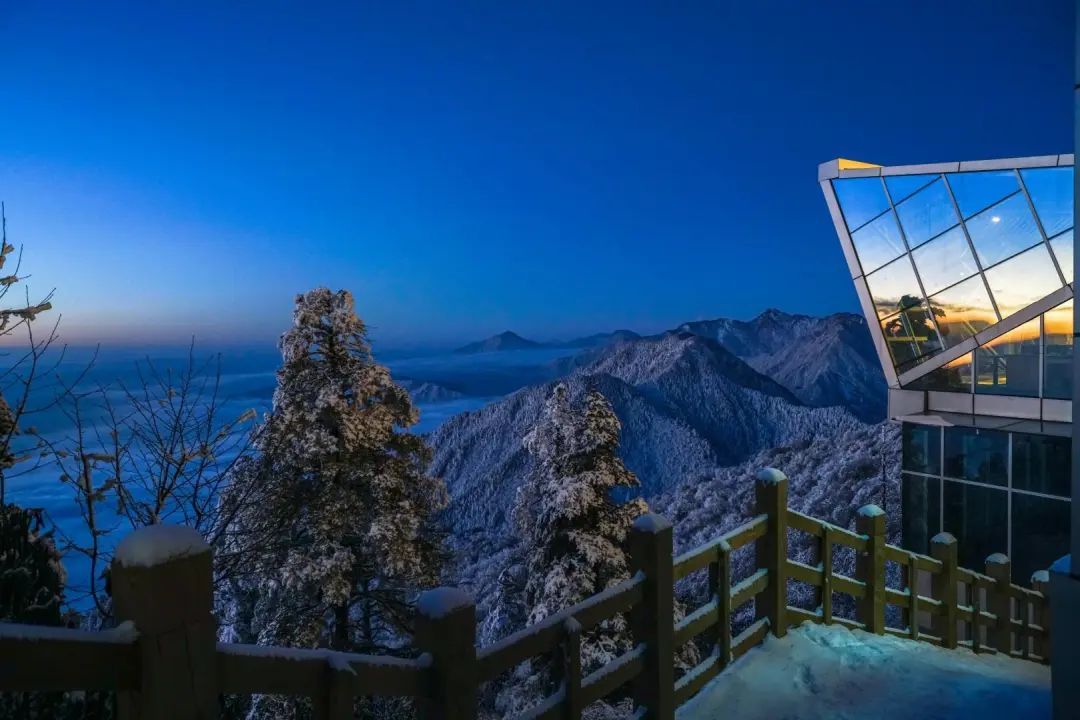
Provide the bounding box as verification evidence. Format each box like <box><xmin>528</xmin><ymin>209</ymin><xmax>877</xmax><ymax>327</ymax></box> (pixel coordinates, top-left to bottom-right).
<box><xmin>908</xmin><ymin>297</ymin><xmax>1073</xmax><ymax>400</ymax></box>
<box><xmin>901</xmin><ymin>421</ymin><xmax>1070</xmax><ymax>582</ymax></box>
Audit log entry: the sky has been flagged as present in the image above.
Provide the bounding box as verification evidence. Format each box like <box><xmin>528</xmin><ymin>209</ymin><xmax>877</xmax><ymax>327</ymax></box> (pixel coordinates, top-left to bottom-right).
<box><xmin>0</xmin><ymin>1</ymin><xmax>1073</xmax><ymax>350</ymax></box>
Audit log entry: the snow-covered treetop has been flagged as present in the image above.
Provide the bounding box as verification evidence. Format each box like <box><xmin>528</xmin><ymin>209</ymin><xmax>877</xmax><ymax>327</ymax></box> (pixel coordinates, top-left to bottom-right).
<box><xmin>113</xmin><ymin>525</ymin><xmax>208</xmax><ymax>568</ymax></box>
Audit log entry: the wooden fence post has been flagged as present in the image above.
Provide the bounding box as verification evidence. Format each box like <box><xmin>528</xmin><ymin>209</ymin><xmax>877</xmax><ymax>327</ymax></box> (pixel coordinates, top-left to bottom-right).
<box><xmin>1032</xmin><ymin>570</ymin><xmax>1051</xmax><ymax>661</ymax></box>
<box><xmin>716</xmin><ymin>539</ymin><xmax>733</xmax><ymax>670</ymax></box>
<box><xmin>415</xmin><ymin>587</ymin><xmax>477</xmax><ymax>720</ymax></box>
<box><xmin>110</xmin><ymin>525</ymin><xmax>218</xmax><ymax>719</ymax></box>
<box><xmin>754</xmin><ymin>468</ymin><xmax>788</xmax><ymax>638</ymax></box>
<box><xmin>931</xmin><ymin>533</ymin><xmax>958</xmax><ymax>649</ymax></box>
<box><xmin>558</xmin><ymin>617</ymin><xmax>583</xmax><ymax>720</ymax></box>
<box><xmin>985</xmin><ymin>554</ymin><xmax>1013</xmax><ymax>655</ymax></box>
<box><xmin>855</xmin><ymin>505</ymin><xmax>886</xmax><ymax>634</ymax></box>
<box><xmin>629</xmin><ymin>513</ymin><xmax>675</xmax><ymax>720</ymax></box>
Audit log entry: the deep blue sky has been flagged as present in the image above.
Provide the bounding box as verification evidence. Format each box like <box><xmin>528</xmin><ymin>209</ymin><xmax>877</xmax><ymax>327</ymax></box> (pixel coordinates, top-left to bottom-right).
<box><xmin>0</xmin><ymin>1</ymin><xmax>1072</xmax><ymax>349</ymax></box>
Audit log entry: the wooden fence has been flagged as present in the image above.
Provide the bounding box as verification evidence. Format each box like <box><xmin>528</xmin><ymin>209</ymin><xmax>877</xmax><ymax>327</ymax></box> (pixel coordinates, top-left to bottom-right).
<box><xmin>0</xmin><ymin>468</ymin><xmax>1050</xmax><ymax>719</ymax></box>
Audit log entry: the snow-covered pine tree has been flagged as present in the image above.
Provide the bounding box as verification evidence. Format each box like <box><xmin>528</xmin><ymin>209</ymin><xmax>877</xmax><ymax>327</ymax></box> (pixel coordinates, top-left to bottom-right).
<box><xmin>219</xmin><ymin>289</ymin><xmax>447</xmax><ymax>715</ymax></box>
<box><xmin>499</xmin><ymin>383</ymin><xmax>647</xmax><ymax>715</ymax></box>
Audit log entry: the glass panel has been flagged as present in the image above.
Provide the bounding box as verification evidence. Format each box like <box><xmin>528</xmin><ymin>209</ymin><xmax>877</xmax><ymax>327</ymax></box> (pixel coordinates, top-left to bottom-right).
<box><xmin>895</xmin><ymin>178</ymin><xmax>959</xmax><ymax>248</ymax></box>
<box><xmin>905</xmin><ymin>352</ymin><xmax>972</xmax><ymax>392</ymax></box>
<box><xmin>943</xmin><ymin>480</ymin><xmax>1008</xmax><ymax>570</ymax></box>
<box><xmin>833</xmin><ymin>177</ymin><xmax>890</xmax><ymax>232</ymax></box>
<box><xmin>1044</xmin><ymin>300</ymin><xmax>1073</xmax><ymax>400</ymax></box>
<box><xmin>1049</xmin><ymin>229</ymin><xmax>1073</xmax><ymax>284</ymax></box>
<box><xmin>1022</xmin><ymin>166</ymin><xmax>1073</xmax><ymax>238</ymax></box>
<box><xmin>975</xmin><ymin>317</ymin><xmax>1040</xmax><ymax>397</ymax></box>
<box><xmin>851</xmin><ymin>210</ymin><xmax>906</xmax><ymax>274</ymax></box>
<box><xmin>902</xmin><ymin>473</ymin><xmax>940</xmax><ymax>556</ymax></box>
<box><xmin>885</xmin><ymin>173</ymin><xmax>938</xmax><ymax>204</ymax></box>
<box><xmin>902</xmin><ymin>422</ymin><xmax>941</xmax><ymax>474</ymax></box>
<box><xmin>881</xmin><ymin>302</ymin><xmax>942</xmax><ymax>371</ymax></box>
<box><xmin>866</xmin><ymin>256</ymin><xmax>923</xmax><ymax>318</ymax></box>
<box><xmin>946</xmin><ymin>170</ymin><xmax>1020</xmax><ymax>219</ymax></box>
<box><xmin>1012</xmin><ymin>432</ymin><xmax>1071</xmax><ymax>498</ymax></box>
<box><xmin>928</xmin><ymin>275</ymin><xmax>998</xmax><ymax>348</ymax></box>
<box><xmin>911</xmin><ymin>226</ymin><xmax>979</xmax><ymax>296</ymax></box>
<box><xmin>1012</xmin><ymin>493</ymin><xmax>1071</xmax><ymax>583</ymax></box>
<box><xmin>944</xmin><ymin>426</ymin><xmax>1007</xmax><ymax>485</ymax></box>
<box><xmin>966</xmin><ymin>192</ymin><xmax>1043</xmax><ymax>268</ymax></box>
<box><xmin>983</xmin><ymin>244</ymin><xmax>1062</xmax><ymax>318</ymax></box>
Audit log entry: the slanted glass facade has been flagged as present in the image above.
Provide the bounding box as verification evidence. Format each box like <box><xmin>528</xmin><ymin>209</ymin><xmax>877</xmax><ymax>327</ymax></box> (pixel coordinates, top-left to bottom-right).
<box><xmin>831</xmin><ymin>164</ymin><xmax>1073</xmax><ymax>376</ymax></box>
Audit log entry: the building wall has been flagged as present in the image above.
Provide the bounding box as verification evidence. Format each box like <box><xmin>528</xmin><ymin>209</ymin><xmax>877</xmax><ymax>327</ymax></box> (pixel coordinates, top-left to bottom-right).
<box><xmin>901</xmin><ymin>421</ymin><xmax>1070</xmax><ymax>582</ymax></box>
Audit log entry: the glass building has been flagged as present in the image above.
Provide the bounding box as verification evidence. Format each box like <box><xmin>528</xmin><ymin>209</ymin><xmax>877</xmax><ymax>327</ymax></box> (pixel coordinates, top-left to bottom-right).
<box><xmin>820</xmin><ymin>155</ymin><xmax>1074</xmax><ymax>582</ymax></box>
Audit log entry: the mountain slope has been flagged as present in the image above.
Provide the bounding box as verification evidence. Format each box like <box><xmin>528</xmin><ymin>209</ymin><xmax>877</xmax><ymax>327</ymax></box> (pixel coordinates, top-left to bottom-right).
<box><xmin>677</xmin><ymin>309</ymin><xmax>886</xmax><ymax>422</ymax></box>
<box><xmin>430</xmin><ymin>332</ymin><xmax>861</xmax><ymax>542</ymax></box>
<box><xmin>455</xmin><ymin>331</ymin><xmax>544</xmax><ymax>354</ymax></box>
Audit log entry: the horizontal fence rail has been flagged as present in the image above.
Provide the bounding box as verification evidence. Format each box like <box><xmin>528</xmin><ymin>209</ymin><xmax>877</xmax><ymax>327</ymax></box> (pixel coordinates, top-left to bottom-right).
<box><xmin>0</xmin><ymin>468</ymin><xmax>1052</xmax><ymax>719</ymax></box>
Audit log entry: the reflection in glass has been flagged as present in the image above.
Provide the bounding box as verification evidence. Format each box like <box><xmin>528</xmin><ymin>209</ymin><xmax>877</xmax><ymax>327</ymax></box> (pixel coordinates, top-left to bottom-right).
<box><xmin>866</xmin><ymin>256</ymin><xmax>923</xmax><ymax>318</ymax></box>
<box><xmin>966</xmin><ymin>192</ymin><xmax>1042</xmax><ymax>268</ymax></box>
<box><xmin>833</xmin><ymin>177</ymin><xmax>889</xmax><ymax>232</ymax></box>
<box><xmin>902</xmin><ymin>422</ymin><xmax>942</xmax><ymax>474</ymax></box>
<box><xmin>905</xmin><ymin>351</ymin><xmax>972</xmax><ymax>392</ymax></box>
<box><xmin>944</xmin><ymin>480</ymin><xmax>1008</xmax><ymax>570</ymax></box>
<box><xmin>895</xmin><ymin>178</ymin><xmax>959</xmax><ymax>248</ymax></box>
<box><xmin>944</xmin><ymin>426</ymin><xmax>1008</xmax><ymax>485</ymax></box>
<box><xmin>880</xmin><ymin>303</ymin><xmax>942</xmax><ymax>371</ymax></box>
<box><xmin>984</xmin><ymin>244</ymin><xmax>1062</xmax><ymax>318</ymax></box>
<box><xmin>947</xmin><ymin>170</ymin><xmax>1020</xmax><ymax>219</ymax></box>
<box><xmin>975</xmin><ymin>317</ymin><xmax>1039</xmax><ymax>397</ymax></box>
<box><xmin>911</xmin><ymin>226</ymin><xmax>979</xmax><ymax>296</ymax></box>
<box><xmin>1044</xmin><ymin>300</ymin><xmax>1072</xmax><ymax>400</ymax></box>
<box><xmin>851</xmin><ymin>210</ymin><xmax>906</xmax><ymax>274</ymax></box>
<box><xmin>928</xmin><ymin>276</ymin><xmax>997</xmax><ymax>348</ymax></box>
<box><xmin>1012</xmin><ymin>432</ymin><xmax>1071</xmax><ymax>498</ymax></box>
<box><xmin>885</xmin><ymin>174</ymin><xmax>938</xmax><ymax>205</ymax></box>
<box><xmin>902</xmin><ymin>473</ymin><xmax>941</xmax><ymax>556</ymax></box>
<box><xmin>1022</xmin><ymin>166</ymin><xmax>1073</xmax><ymax>238</ymax></box>
<box><xmin>1049</xmin><ymin>229</ymin><xmax>1073</xmax><ymax>284</ymax></box>
<box><xmin>1011</xmin><ymin>493</ymin><xmax>1070</xmax><ymax>584</ymax></box>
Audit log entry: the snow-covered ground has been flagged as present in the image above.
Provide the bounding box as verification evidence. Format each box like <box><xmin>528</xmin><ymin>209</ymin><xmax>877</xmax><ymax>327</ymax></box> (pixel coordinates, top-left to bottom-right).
<box><xmin>678</xmin><ymin>623</ymin><xmax>1050</xmax><ymax>720</ymax></box>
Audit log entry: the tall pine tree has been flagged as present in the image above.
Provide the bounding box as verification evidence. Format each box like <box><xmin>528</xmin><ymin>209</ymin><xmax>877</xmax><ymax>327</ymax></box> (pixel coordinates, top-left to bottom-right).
<box><xmin>501</xmin><ymin>383</ymin><xmax>647</xmax><ymax>715</ymax></box>
<box><xmin>222</xmin><ymin>288</ymin><xmax>447</xmax><ymax>662</ymax></box>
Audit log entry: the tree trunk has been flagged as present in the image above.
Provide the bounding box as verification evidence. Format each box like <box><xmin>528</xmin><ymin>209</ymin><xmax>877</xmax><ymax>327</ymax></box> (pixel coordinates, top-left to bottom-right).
<box><xmin>334</xmin><ymin>602</ymin><xmax>349</xmax><ymax>650</ymax></box>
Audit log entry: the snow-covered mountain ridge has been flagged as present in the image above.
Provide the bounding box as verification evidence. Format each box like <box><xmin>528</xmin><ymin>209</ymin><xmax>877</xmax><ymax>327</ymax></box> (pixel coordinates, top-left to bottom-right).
<box><xmin>431</xmin><ymin>331</ymin><xmax>863</xmax><ymax>542</ymax></box>
<box><xmin>676</xmin><ymin>309</ymin><xmax>885</xmax><ymax>422</ymax></box>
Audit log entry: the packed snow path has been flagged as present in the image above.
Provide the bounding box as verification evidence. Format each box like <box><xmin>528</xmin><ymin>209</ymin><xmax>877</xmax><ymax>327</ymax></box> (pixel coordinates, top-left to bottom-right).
<box><xmin>677</xmin><ymin>623</ymin><xmax>1050</xmax><ymax>720</ymax></box>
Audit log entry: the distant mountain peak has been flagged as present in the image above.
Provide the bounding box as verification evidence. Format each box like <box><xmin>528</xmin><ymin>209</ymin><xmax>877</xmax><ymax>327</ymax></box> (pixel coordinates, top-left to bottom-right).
<box><xmin>454</xmin><ymin>331</ymin><xmax>543</xmax><ymax>354</ymax></box>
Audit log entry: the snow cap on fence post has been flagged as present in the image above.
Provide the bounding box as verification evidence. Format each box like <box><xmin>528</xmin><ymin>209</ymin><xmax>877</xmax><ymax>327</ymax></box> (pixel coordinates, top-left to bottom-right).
<box><xmin>415</xmin><ymin>587</ymin><xmax>477</xmax><ymax>720</ymax></box>
<box><xmin>628</xmin><ymin>513</ymin><xmax>675</xmax><ymax>720</ymax></box>
<box><xmin>110</xmin><ymin>524</ymin><xmax>217</xmax><ymax>719</ymax></box>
